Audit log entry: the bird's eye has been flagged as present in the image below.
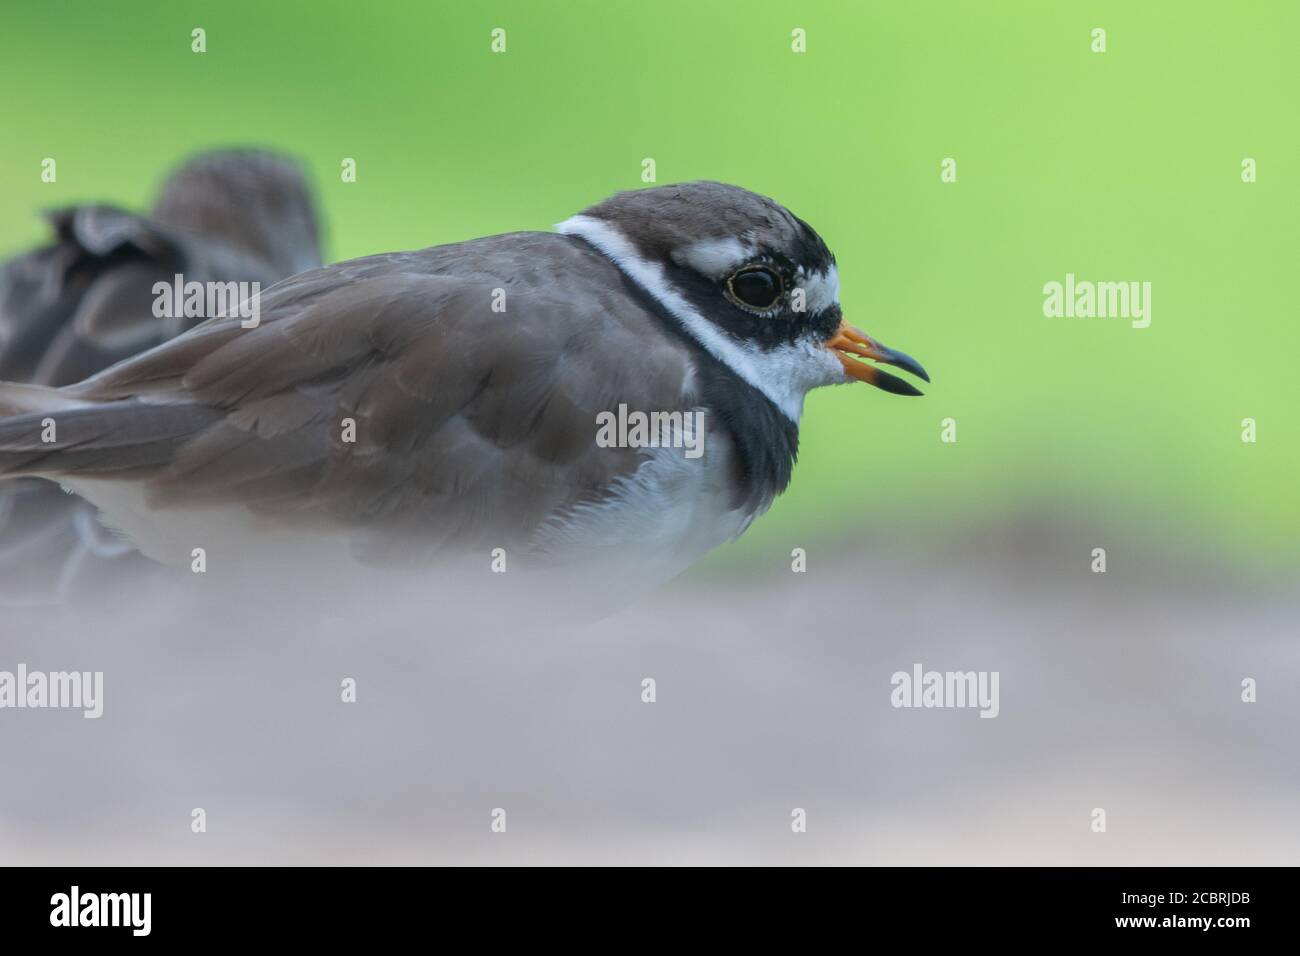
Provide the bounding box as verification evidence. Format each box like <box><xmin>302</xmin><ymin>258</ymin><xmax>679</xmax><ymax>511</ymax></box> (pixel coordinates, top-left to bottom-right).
<box><xmin>727</xmin><ymin>267</ymin><xmax>783</xmax><ymax>311</ymax></box>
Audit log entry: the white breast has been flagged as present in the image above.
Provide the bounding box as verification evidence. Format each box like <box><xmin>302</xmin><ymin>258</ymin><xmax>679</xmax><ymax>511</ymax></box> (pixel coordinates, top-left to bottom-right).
<box><xmin>530</xmin><ymin>429</ymin><xmax>760</xmax><ymax>591</ymax></box>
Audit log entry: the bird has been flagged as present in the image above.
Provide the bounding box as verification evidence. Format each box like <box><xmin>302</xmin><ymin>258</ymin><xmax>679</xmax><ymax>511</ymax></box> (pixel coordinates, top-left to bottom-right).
<box><xmin>0</xmin><ymin>149</ymin><xmax>323</xmax><ymax>604</ymax></box>
<box><xmin>0</xmin><ymin>181</ymin><xmax>926</xmax><ymax>600</ymax></box>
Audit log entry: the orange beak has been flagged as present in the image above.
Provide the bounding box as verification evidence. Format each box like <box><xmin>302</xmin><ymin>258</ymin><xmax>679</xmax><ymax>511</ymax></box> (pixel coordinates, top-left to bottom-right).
<box><xmin>827</xmin><ymin>322</ymin><xmax>930</xmax><ymax>396</ymax></box>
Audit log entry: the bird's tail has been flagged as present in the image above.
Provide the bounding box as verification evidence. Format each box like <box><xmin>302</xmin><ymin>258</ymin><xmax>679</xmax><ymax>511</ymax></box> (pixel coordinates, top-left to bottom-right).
<box><xmin>0</xmin><ymin>381</ymin><xmax>218</xmax><ymax>480</ymax></box>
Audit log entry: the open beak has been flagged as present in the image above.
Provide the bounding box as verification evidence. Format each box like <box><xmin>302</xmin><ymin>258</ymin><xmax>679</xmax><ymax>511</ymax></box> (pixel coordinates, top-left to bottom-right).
<box><xmin>828</xmin><ymin>322</ymin><xmax>930</xmax><ymax>396</ymax></box>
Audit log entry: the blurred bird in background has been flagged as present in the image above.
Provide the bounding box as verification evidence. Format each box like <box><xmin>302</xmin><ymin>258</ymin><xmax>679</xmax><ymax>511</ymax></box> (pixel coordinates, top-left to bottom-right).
<box><xmin>0</xmin><ymin>149</ymin><xmax>323</xmax><ymax>604</ymax></box>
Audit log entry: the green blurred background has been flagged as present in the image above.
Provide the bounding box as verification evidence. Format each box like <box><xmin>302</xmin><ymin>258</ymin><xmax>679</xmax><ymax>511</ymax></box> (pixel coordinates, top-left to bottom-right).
<box><xmin>2</xmin><ymin>1</ymin><xmax>1296</xmax><ymax>572</ymax></box>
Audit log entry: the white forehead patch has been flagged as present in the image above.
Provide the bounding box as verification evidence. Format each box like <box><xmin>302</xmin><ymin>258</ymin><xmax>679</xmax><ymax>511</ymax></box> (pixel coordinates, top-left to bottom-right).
<box><xmin>669</xmin><ymin>235</ymin><xmax>754</xmax><ymax>278</ymax></box>
<box><xmin>797</xmin><ymin>264</ymin><xmax>840</xmax><ymax>315</ymax></box>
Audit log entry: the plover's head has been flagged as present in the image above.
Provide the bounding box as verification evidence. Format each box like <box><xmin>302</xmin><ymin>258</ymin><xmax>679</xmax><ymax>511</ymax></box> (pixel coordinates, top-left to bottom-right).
<box><xmin>151</xmin><ymin>149</ymin><xmax>323</xmax><ymax>278</ymax></box>
<box><xmin>557</xmin><ymin>181</ymin><xmax>928</xmax><ymax>422</ymax></box>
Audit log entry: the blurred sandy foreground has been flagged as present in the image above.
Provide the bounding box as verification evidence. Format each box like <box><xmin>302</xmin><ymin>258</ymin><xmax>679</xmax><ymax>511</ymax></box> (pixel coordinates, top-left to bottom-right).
<box><xmin>0</xmin><ymin>518</ymin><xmax>1296</xmax><ymax>866</ymax></box>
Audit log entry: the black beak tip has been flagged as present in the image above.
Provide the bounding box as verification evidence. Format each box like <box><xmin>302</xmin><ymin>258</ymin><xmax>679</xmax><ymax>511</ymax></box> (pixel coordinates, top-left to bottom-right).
<box><xmin>891</xmin><ymin>349</ymin><xmax>930</xmax><ymax>384</ymax></box>
<box><xmin>875</xmin><ymin>368</ymin><xmax>925</xmax><ymax>397</ymax></box>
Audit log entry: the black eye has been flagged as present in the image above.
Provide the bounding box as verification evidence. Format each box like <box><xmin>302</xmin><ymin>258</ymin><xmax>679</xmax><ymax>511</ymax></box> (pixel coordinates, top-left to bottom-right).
<box><xmin>727</xmin><ymin>267</ymin><xmax>783</xmax><ymax>310</ymax></box>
